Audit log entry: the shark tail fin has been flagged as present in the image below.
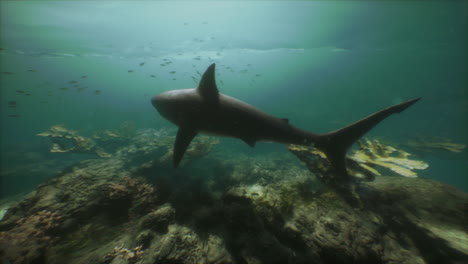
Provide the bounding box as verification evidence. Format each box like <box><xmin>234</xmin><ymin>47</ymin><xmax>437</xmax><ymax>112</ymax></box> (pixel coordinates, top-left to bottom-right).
<box><xmin>314</xmin><ymin>98</ymin><xmax>421</xmax><ymax>179</ymax></box>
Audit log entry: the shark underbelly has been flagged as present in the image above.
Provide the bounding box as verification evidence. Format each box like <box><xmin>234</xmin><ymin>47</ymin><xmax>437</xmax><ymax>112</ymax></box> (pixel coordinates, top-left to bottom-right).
<box><xmin>194</xmin><ymin>112</ymin><xmax>314</xmax><ymax>146</ymax></box>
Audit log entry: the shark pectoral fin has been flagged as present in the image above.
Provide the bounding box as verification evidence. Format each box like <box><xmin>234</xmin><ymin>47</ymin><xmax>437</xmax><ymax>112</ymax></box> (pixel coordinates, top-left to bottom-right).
<box><xmin>173</xmin><ymin>127</ymin><xmax>198</xmax><ymax>168</ymax></box>
<box><xmin>197</xmin><ymin>64</ymin><xmax>219</xmax><ymax>102</ymax></box>
<box><xmin>242</xmin><ymin>138</ymin><xmax>256</xmax><ymax>148</ymax></box>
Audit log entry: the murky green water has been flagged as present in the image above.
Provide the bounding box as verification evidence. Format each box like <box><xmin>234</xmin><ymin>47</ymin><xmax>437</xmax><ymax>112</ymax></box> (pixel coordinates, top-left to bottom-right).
<box><xmin>1</xmin><ymin>1</ymin><xmax>466</xmax><ymax>197</ymax></box>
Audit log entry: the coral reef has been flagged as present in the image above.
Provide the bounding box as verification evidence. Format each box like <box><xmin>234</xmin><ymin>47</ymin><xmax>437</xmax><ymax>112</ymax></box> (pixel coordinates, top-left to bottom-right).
<box><xmin>288</xmin><ymin>138</ymin><xmax>429</xmax><ymax>184</ymax></box>
<box><xmin>103</xmin><ymin>245</ymin><xmax>144</xmax><ymax>264</ymax></box>
<box><xmin>37</xmin><ymin>125</ymin><xmax>218</xmax><ymax>165</ymax></box>
<box><xmin>157</xmin><ymin>135</ymin><xmax>219</xmax><ymax>165</ymax></box>
<box><xmin>37</xmin><ymin>124</ymin><xmax>113</xmax><ymax>158</ymax></box>
<box><xmin>0</xmin><ymin>210</ymin><xmax>63</xmax><ymax>264</ymax></box>
<box><xmin>92</xmin><ymin>121</ymin><xmax>137</xmax><ymax>154</ymax></box>
<box><xmin>403</xmin><ymin>136</ymin><xmax>466</xmax><ymax>154</ymax></box>
<box><xmin>2</xmin><ymin>130</ymin><xmax>467</xmax><ymax>264</ymax></box>
<box><xmin>37</xmin><ymin>125</ymin><xmax>95</xmax><ymax>154</ymax></box>
<box><xmin>350</xmin><ymin>139</ymin><xmax>429</xmax><ymax>178</ymax></box>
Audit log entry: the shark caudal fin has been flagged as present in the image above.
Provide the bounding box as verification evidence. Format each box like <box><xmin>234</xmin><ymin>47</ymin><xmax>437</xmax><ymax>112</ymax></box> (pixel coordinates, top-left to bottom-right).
<box><xmin>314</xmin><ymin>98</ymin><xmax>421</xmax><ymax>180</ymax></box>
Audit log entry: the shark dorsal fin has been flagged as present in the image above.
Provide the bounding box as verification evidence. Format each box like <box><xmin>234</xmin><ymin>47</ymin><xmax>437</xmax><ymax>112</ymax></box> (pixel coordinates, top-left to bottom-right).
<box><xmin>197</xmin><ymin>63</ymin><xmax>219</xmax><ymax>102</ymax></box>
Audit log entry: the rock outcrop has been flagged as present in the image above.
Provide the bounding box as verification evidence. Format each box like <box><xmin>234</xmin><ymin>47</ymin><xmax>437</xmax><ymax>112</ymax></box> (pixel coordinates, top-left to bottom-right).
<box><xmin>1</xmin><ymin>129</ymin><xmax>466</xmax><ymax>264</ymax></box>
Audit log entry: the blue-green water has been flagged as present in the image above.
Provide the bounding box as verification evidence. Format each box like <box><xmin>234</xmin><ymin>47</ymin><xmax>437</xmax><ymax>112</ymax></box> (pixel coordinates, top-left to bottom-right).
<box><xmin>1</xmin><ymin>1</ymin><xmax>466</xmax><ymax>196</ymax></box>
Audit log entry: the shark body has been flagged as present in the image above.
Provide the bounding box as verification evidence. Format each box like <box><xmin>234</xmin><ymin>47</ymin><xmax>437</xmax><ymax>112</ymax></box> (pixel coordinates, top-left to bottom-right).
<box><xmin>152</xmin><ymin>64</ymin><xmax>420</xmax><ymax>178</ymax></box>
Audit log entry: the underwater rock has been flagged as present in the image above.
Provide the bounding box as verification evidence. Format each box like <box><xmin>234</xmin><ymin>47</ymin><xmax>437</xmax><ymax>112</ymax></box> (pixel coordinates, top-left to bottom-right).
<box><xmin>146</xmin><ymin>224</ymin><xmax>232</xmax><ymax>264</ymax></box>
<box><xmin>2</xmin><ymin>132</ymin><xmax>466</xmax><ymax>264</ymax></box>
<box><xmin>103</xmin><ymin>245</ymin><xmax>144</xmax><ymax>264</ymax></box>
<box><xmin>0</xmin><ymin>210</ymin><xmax>63</xmax><ymax>264</ymax></box>
<box><xmin>139</xmin><ymin>204</ymin><xmax>175</xmax><ymax>233</ymax></box>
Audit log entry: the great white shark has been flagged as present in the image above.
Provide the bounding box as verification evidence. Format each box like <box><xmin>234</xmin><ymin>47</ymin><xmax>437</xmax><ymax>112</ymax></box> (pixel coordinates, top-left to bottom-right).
<box><xmin>151</xmin><ymin>63</ymin><xmax>420</xmax><ymax>178</ymax></box>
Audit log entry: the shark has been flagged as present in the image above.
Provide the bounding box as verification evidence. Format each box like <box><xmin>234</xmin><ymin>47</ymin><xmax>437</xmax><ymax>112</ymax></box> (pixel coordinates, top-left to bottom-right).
<box><xmin>151</xmin><ymin>63</ymin><xmax>420</xmax><ymax>178</ymax></box>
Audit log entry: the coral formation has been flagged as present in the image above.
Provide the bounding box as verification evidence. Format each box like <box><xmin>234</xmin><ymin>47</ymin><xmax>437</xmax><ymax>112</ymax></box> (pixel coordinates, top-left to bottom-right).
<box><xmin>155</xmin><ymin>135</ymin><xmax>219</xmax><ymax>166</ymax></box>
<box><xmin>0</xmin><ymin>210</ymin><xmax>63</xmax><ymax>264</ymax></box>
<box><xmin>350</xmin><ymin>139</ymin><xmax>429</xmax><ymax>178</ymax></box>
<box><xmin>92</xmin><ymin>121</ymin><xmax>137</xmax><ymax>154</ymax></box>
<box><xmin>2</xmin><ymin>130</ymin><xmax>466</xmax><ymax>264</ymax></box>
<box><xmin>104</xmin><ymin>245</ymin><xmax>144</xmax><ymax>264</ymax></box>
<box><xmin>37</xmin><ymin>124</ymin><xmax>219</xmax><ymax>165</ymax></box>
<box><xmin>403</xmin><ymin>136</ymin><xmax>466</xmax><ymax>154</ymax></box>
<box><xmin>37</xmin><ymin>122</ymin><xmax>139</xmax><ymax>159</ymax></box>
<box><xmin>288</xmin><ymin>138</ymin><xmax>429</xmax><ymax>183</ymax></box>
<box><xmin>37</xmin><ymin>124</ymin><xmax>95</xmax><ymax>153</ymax></box>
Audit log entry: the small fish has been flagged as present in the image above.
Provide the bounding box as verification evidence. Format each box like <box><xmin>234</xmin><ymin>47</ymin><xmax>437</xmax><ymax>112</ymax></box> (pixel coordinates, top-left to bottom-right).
<box><xmin>128</xmin><ymin>70</ymin><xmax>134</xmax><ymax>73</ymax></box>
<box><xmin>16</xmin><ymin>90</ymin><xmax>25</xmax><ymax>93</ymax></box>
<box><xmin>139</xmin><ymin>62</ymin><xmax>145</xmax><ymax>66</ymax></box>
<box><xmin>8</xmin><ymin>114</ymin><xmax>20</xmax><ymax>118</ymax></box>
<box><xmin>2</xmin><ymin>72</ymin><xmax>14</xmax><ymax>75</ymax></box>
<box><xmin>163</xmin><ymin>58</ymin><xmax>169</xmax><ymax>61</ymax></box>
<box><xmin>77</xmin><ymin>87</ymin><xmax>86</xmax><ymax>92</ymax></box>
<box><xmin>160</xmin><ymin>64</ymin><xmax>166</xmax><ymax>67</ymax></box>
<box><xmin>172</xmin><ymin>78</ymin><xmax>176</xmax><ymax>80</ymax></box>
<box><xmin>94</xmin><ymin>90</ymin><xmax>101</xmax><ymax>95</ymax></box>
<box><xmin>73</xmin><ymin>84</ymin><xmax>80</xmax><ymax>88</ymax></box>
<box><xmin>196</xmin><ymin>70</ymin><xmax>202</xmax><ymax>76</ymax></box>
<box><xmin>27</xmin><ymin>69</ymin><xmax>37</xmax><ymax>72</ymax></box>
<box><xmin>150</xmin><ymin>74</ymin><xmax>156</xmax><ymax>78</ymax></box>
<box><xmin>255</xmin><ymin>74</ymin><xmax>261</xmax><ymax>77</ymax></box>
<box><xmin>25</xmin><ymin>93</ymin><xmax>31</xmax><ymax>96</ymax></box>
<box><xmin>81</xmin><ymin>75</ymin><xmax>87</xmax><ymax>79</ymax></box>
<box><xmin>8</xmin><ymin>100</ymin><xmax>16</xmax><ymax>105</ymax></box>
<box><xmin>169</xmin><ymin>71</ymin><xmax>176</xmax><ymax>74</ymax></box>
<box><xmin>220</xmin><ymin>80</ymin><xmax>224</xmax><ymax>85</ymax></box>
<box><xmin>183</xmin><ymin>22</ymin><xmax>189</xmax><ymax>26</ymax></box>
<box><xmin>165</xmin><ymin>61</ymin><xmax>172</xmax><ymax>65</ymax></box>
<box><xmin>69</xmin><ymin>80</ymin><xmax>78</xmax><ymax>84</ymax></box>
<box><xmin>193</xmin><ymin>56</ymin><xmax>201</xmax><ymax>61</ymax></box>
<box><xmin>59</xmin><ymin>87</ymin><xmax>69</xmax><ymax>91</ymax></box>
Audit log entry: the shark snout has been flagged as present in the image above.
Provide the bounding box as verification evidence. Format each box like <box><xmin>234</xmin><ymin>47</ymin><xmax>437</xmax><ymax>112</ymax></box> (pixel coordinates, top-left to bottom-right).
<box><xmin>151</xmin><ymin>93</ymin><xmax>173</xmax><ymax>119</ymax></box>
<box><xmin>151</xmin><ymin>95</ymin><xmax>160</xmax><ymax>109</ymax></box>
